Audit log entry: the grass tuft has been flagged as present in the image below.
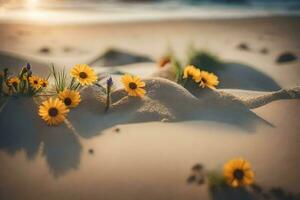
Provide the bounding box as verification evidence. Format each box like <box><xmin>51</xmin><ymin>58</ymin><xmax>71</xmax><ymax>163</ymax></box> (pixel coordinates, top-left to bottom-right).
<box><xmin>187</xmin><ymin>48</ymin><xmax>223</xmax><ymax>74</ymax></box>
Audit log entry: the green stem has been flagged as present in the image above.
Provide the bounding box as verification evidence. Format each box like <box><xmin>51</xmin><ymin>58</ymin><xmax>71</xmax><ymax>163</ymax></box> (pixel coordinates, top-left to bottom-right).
<box><xmin>69</xmin><ymin>77</ymin><xmax>75</xmax><ymax>89</ymax></box>
<box><xmin>105</xmin><ymin>86</ymin><xmax>111</xmax><ymax>112</ymax></box>
<box><xmin>74</xmin><ymin>82</ymin><xmax>81</xmax><ymax>91</ymax></box>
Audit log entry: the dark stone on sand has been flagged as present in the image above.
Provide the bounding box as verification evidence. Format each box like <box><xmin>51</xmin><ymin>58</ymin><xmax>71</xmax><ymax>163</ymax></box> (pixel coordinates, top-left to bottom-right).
<box><xmin>187</xmin><ymin>175</ymin><xmax>196</xmax><ymax>183</ymax></box>
<box><xmin>89</xmin><ymin>48</ymin><xmax>153</xmax><ymax>67</ymax></box>
<box><xmin>114</xmin><ymin>128</ymin><xmax>120</xmax><ymax>133</ymax></box>
<box><xmin>39</xmin><ymin>47</ymin><xmax>51</xmax><ymax>54</ymax></box>
<box><xmin>63</xmin><ymin>46</ymin><xmax>73</xmax><ymax>53</ymax></box>
<box><xmin>88</xmin><ymin>149</ymin><xmax>94</xmax><ymax>154</ymax></box>
<box><xmin>276</xmin><ymin>52</ymin><xmax>297</xmax><ymax>64</ymax></box>
<box><xmin>197</xmin><ymin>178</ymin><xmax>205</xmax><ymax>185</ymax></box>
<box><xmin>260</xmin><ymin>48</ymin><xmax>269</xmax><ymax>54</ymax></box>
<box><xmin>192</xmin><ymin>163</ymin><xmax>203</xmax><ymax>171</ymax></box>
<box><xmin>237</xmin><ymin>43</ymin><xmax>250</xmax><ymax>51</ymax></box>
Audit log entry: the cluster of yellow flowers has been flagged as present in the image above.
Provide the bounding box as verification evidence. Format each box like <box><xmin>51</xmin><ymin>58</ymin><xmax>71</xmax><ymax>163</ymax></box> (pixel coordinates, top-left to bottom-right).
<box><xmin>2</xmin><ymin>63</ymin><xmax>221</xmax><ymax>126</ymax></box>
<box><xmin>36</xmin><ymin>64</ymin><xmax>221</xmax><ymax>126</ymax></box>
<box><xmin>29</xmin><ymin>76</ymin><xmax>48</xmax><ymax>90</ymax></box>
<box><xmin>183</xmin><ymin>65</ymin><xmax>219</xmax><ymax>89</ymax></box>
<box><xmin>4</xmin><ymin>65</ymin><xmax>48</xmax><ymax>95</ymax></box>
<box><xmin>39</xmin><ymin>64</ymin><xmax>96</xmax><ymax>126</ymax></box>
<box><xmin>38</xmin><ymin>64</ymin><xmax>147</xmax><ymax>126</ymax></box>
<box><xmin>223</xmin><ymin>158</ymin><xmax>255</xmax><ymax>188</ymax></box>
<box><xmin>7</xmin><ymin>75</ymin><xmax>48</xmax><ymax>91</ymax></box>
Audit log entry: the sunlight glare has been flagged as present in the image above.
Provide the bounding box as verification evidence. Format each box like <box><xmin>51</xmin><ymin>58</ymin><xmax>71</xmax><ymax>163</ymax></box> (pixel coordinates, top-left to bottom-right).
<box><xmin>26</xmin><ymin>0</ymin><xmax>39</xmax><ymax>10</ymax></box>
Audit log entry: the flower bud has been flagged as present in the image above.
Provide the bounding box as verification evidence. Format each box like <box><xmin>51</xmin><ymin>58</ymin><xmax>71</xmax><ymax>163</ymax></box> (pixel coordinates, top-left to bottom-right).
<box><xmin>107</xmin><ymin>77</ymin><xmax>113</xmax><ymax>87</ymax></box>
<box><xmin>26</xmin><ymin>63</ymin><xmax>31</xmax><ymax>70</ymax></box>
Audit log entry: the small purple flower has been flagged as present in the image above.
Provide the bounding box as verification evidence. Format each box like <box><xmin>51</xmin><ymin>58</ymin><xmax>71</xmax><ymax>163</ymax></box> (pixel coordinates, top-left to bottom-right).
<box><xmin>107</xmin><ymin>77</ymin><xmax>113</xmax><ymax>87</ymax></box>
<box><xmin>26</xmin><ymin>63</ymin><xmax>31</xmax><ymax>70</ymax></box>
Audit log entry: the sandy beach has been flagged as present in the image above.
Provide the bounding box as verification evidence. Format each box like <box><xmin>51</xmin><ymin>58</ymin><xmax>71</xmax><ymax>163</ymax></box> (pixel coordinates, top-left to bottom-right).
<box><xmin>0</xmin><ymin>14</ymin><xmax>300</xmax><ymax>200</ymax></box>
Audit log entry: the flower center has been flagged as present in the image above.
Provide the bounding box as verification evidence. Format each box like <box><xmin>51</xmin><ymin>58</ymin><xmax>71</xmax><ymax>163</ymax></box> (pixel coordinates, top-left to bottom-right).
<box><xmin>79</xmin><ymin>72</ymin><xmax>87</xmax><ymax>79</ymax></box>
<box><xmin>48</xmin><ymin>107</ymin><xmax>58</xmax><ymax>117</ymax></box>
<box><xmin>42</xmin><ymin>83</ymin><xmax>47</xmax><ymax>87</ymax></box>
<box><xmin>187</xmin><ymin>70</ymin><xmax>195</xmax><ymax>77</ymax></box>
<box><xmin>34</xmin><ymin>80</ymin><xmax>38</xmax><ymax>84</ymax></box>
<box><xmin>12</xmin><ymin>82</ymin><xmax>18</xmax><ymax>87</ymax></box>
<box><xmin>201</xmin><ymin>78</ymin><xmax>207</xmax><ymax>84</ymax></box>
<box><xmin>129</xmin><ymin>82</ymin><xmax>137</xmax><ymax>90</ymax></box>
<box><xmin>233</xmin><ymin>169</ymin><xmax>244</xmax><ymax>180</ymax></box>
<box><xmin>64</xmin><ymin>98</ymin><xmax>72</xmax><ymax>106</ymax></box>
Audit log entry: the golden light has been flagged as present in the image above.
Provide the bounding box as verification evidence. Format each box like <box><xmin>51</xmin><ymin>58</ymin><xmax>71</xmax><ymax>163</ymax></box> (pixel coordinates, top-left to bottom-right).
<box><xmin>26</xmin><ymin>0</ymin><xmax>39</xmax><ymax>10</ymax></box>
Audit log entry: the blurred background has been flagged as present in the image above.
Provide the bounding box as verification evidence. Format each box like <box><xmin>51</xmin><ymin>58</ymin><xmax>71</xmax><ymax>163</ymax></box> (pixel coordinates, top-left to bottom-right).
<box><xmin>1</xmin><ymin>0</ymin><xmax>300</xmax><ymax>24</ymax></box>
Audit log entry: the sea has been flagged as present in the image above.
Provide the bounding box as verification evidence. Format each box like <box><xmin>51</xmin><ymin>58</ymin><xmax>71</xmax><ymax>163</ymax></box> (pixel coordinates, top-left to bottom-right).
<box><xmin>0</xmin><ymin>0</ymin><xmax>300</xmax><ymax>24</ymax></box>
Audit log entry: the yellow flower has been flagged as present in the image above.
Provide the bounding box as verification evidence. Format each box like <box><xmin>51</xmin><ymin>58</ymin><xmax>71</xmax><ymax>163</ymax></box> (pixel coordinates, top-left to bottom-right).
<box><xmin>29</xmin><ymin>75</ymin><xmax>42</xmax><ymax>90</ymax></box>
<box><xmin>223</xmin><ymin>158</ymin><xmax>255</xmax><ymax>188</ymax></box>
<box><xmin>38</xmin><ymin>98</ymin><xmax>69</xmax><ymax>126</ymax></box>
<box><xmin>158</xmin><ymin>56</ymin><xmax>170</xmax><ymax>68</ymax></box>
<box><xmin>198</xmin><ymin>71</ymin><xmax>219</xmax><ymax>89</ymax></box>
<box><xmin>58</xmin><ymin>89</ymin><xmax>81</xmax><ymax>108</ymax></box>
<box><xmin>40</xmin><ymin>78</ymin><xmax>48</xmax><ymax>88</ymax></box>
<box><xmin>183</xmin><ymin>65</ymin><xmax>201</xmax><ymax>82</ymax></box>
<box><xmin>7</xmin><ymin>76</ymin><xmax>20</xmax><ymax>87</ymax></box>
<box><xmin>121</xmin><ymin>74</ymin><xmax>146</xmax><ymax>97</ymax></box>
<box><xmin>70</xmin><ymin>64</ymin><xmax>97</xmax><ymax>85</ymax></box>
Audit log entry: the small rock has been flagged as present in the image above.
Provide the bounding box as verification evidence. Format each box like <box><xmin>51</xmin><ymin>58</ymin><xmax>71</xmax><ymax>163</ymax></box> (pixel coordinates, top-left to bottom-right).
<box><xmin>237</xmin><ymin>43</ymin><xmax>250</xmax><ymax>51</ymax></box>
<box><xmin>197</xmin><ymin>178</ymin><xmax>205</xmax><ymax>185</ymax></box>
<box><xmin>63</xmin><ymin>46</ymin><xmax>72</xmax><ymax>53</ymax></box>
<box><xmin>276</xmin><ymin>52</ymin><xmax>297</xmax><ymax>64</ymax></box>
<box><xmin>187</xmin><ymin>175</ymin><xmax>196</xmax><ymax>184</ymax></box>
<box><xmin>260</xmin><ymin>48</ymin><xmax>269</xmax><ymax>54</ymax></box>
<box><xmin>192</xmin><ymin>163</ymin><xmax>203</xmax><ymax>171</ymax></box>
<box><xmin>158</xmin><ymin>56</ymin><xmax>171</xmax><ymax>68</ymax></box>
<box><xmin>88</xmin><ymin>149</ymin><xmax>94</xmax><ymax>154</ymax></box>
<box><xmin>39</xmin><ymin>47</ymin><xmax>51</xmax><ymax>54</ymax></box>
<box><xmin>114</xmin><ymin>128</ymin><xmax>120</xmax><ymax>133</ymax></box>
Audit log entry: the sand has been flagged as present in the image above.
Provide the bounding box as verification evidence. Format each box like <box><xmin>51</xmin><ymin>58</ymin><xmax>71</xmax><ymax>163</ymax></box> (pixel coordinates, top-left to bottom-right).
<box><xmin>0</xmin><ymin>16</ymin><xmax>300</xmax><ymax>87</ymax></box>
<box><xmin>0</xmin><ymin>16</ymin><xmax>300</xmax><ymax>200</ymax></box>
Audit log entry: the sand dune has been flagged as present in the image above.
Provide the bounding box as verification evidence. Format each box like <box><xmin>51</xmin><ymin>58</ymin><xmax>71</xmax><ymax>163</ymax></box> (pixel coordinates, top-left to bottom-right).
<box><xmin>0</xmin><ymin>51</ymin><xmax>49</xmax><ymax>76</ymax></box>
<box><xmin>67</xmin><ymin>78</ymin><xmax>279</xmax><ymax>139</ymax></box>
<box><xmin>89</xmin><ymin>48</ymin><xmax>153</xmax><ymax>67</ymax></box>
<box><xmin>1</xmin><ymin>77</ymin><xmax>299</xmax><ymax>170</ymax></box>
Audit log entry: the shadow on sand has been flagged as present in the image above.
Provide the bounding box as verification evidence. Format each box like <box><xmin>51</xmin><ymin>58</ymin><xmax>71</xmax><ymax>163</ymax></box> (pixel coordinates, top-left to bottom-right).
<box><xmin>210</xmin><ymin>184</ymin><xmax>300</xmax><ymax>200</ymax></box>
<box><xmin>217</xmin><ymin>62</ymin><xmax>281</xmax><ymax>91</ymax></box>
<box><xmin>42</xmin><ymin>124</ymin><xmax>82</xmax><ymax>177</ymax></box>
<box><xmin>0</xmin><ymin>97</ymin><xmax>82</xmax><ymax>177</ymax></box>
